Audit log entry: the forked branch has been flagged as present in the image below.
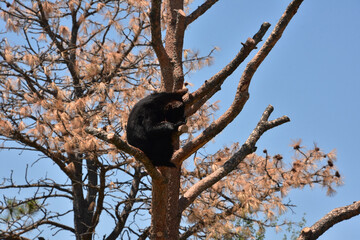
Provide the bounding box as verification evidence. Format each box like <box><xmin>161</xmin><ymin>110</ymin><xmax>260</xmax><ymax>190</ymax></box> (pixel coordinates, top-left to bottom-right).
<box><xmin>185</xmin><ymin>22</ymin><xmax>271</xmax><ymax>116</ymax></box>
<box><xmin>178</xmin><ymin>0</ymin><xmax>304</xmax><ymax>165</ymax></box>
<box><xmin>85</xmin><ymin>127</ymin><xmax>164</xmax><ymax>182</ymax></box>
<box><xmin>179</xmin><ymin>105</ymin><xmax>290</xmax><ymax>212</ymax></box>
<box><xmin>238</xmin><ymin>0</ymin><xmax>304</xmax><ymax>93</ymax></box>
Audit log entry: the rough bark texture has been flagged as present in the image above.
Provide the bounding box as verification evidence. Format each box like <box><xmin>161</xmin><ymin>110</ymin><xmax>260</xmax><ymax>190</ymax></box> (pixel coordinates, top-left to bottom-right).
<box><xmin>151</xmin><ymin>176</ymin><xmax>169</xmax><ymax>240</ymax></box>
<box><xmin>297</xmin><ymin>200</ymin><xmax>360</xmax><ymax>240</ymax></box>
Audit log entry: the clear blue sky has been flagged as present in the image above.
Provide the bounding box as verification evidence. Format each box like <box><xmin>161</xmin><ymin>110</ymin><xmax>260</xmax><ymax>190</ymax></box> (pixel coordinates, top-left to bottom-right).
<box><xmin>184</xmin><ymin>0</ymin><xmax>360</xmax><ymax>239</ymax></box>
<box><xmin>1</xmin><ymin>1</ymin><xmax>359</xmax><ymax>239</ymax></box>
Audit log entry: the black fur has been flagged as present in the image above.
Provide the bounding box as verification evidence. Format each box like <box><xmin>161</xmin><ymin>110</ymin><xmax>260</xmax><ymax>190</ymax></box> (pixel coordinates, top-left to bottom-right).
<box><xmin>126</xmin><ymin>92</ymin><xmax>186</xmax><ymax>167</ymax></box>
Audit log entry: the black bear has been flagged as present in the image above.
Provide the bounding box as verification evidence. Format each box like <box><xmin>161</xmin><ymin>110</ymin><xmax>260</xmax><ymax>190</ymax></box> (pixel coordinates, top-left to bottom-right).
<box><xmin>126</xmin><ymin>91</ymin><xmax>187</xmax><ymax>167</ymax></box>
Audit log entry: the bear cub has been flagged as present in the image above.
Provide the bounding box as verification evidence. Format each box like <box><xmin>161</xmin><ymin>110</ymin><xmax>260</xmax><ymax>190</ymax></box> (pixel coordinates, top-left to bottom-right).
<box><xmin>126</xmin><ymin>91</ymin><xmax>187</xmax><ymax>167</ymax></box>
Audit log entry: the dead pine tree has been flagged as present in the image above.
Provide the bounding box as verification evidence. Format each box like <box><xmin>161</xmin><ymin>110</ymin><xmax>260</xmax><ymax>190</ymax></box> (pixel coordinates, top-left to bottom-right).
<box><xmin>0</xmin><ymin>0</ymin><xmax>345</xmax><ymax>240</ymax></box>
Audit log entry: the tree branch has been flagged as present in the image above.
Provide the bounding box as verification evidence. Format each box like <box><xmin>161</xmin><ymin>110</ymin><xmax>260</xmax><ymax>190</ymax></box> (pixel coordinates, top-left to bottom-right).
<box><xmin>237</xmin><ymin>0</ymin><xmax>304</xmax><ymax>93</ymax></box>
<box><xmin>104</xmin><ymin>23</ymin><xmax>143</xmax><ymax>83</ymax></box>
<box><xmin>0</xmin><ymin>234</ymin><xmax>32</xmax><ymax>240</ymax></box>
<box><xmin>34</xmin><ymin>220</ymin><xmax>75</xmax><ymax>234</ymax></box>
<box><xmin>150</xmin><ymin>0</ymin><xmax>172</xmax><ymax>88</ymax></box>
<box><xmin>106</xmin><ymin>166</ymin><xmax>142</xmax><ymax>240</ymax></box>
<box><xmin>297</xmin><ymin>200</ymin><xmax>360</xmax><ymax>240</ymax></box>
<box><xmin>177</xmin><ymin>0</ymin><xmax>304</xmax><ymax>164</ymax></box>
<box><xmin>178</xmin><ymin>105</ymin><xmax>290</xmax><ymax>212</ymax></box>
<box><xmin>85</xmin><ymin>127</ymin><xmax>165</xmax><ymax>182</ymax></box>
<box><xmin>171</xmin><ymin>6</ymin><xmax>187</xmax><ymax>90</ymax></box>
<box><xmin>185</xmin><ymin>0</ymin><xmax>219</xmax><ymax>27</ymax></box>
<box><xmin>36</xmin><ymin>0</ymin><xmax>80</xmax><ymax>89</ymax></box>
<box><xmin>185</xmin><ymin>22</ymin><xmax>271</xmax><ymax>116</ymax></box>
<box><xmin>10</xmin><ymin>130</ymin><xmax>70</xmax><ymax>177</ymax></box>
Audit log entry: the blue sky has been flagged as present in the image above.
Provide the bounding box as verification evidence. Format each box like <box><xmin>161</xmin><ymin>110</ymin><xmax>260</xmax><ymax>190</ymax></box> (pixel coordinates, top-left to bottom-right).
<box><xmin>184</xmin><ymin>0</ymin><xmax>360</xmax><ymax>239</ymax></box>
<box><xmin>1</xmin><ymin>0</ymin><xmax>359</xmax><ymax>239</ymax></box>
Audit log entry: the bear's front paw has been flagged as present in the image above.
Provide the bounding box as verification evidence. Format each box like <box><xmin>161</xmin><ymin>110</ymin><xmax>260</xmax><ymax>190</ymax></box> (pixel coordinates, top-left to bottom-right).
<box><xmin>177</xmin><ymin>124</ymin><xmax>188</xmax><ymax>133</ymax></box>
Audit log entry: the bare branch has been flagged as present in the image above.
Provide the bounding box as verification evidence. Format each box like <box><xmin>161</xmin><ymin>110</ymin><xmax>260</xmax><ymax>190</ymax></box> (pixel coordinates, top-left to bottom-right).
<box><xmin>106</xmin><ymin>166</ymin><xmax>142</xmax><ymax>240</ymax></box>
<box><xmin>171</xmin><ymin>6</ymin><xmax>187</xmax><ymax>90</ymax></box>
<box><xmin>0</xmin><ymin>234</ymin><xmax>32</xmax><ymax>240</ymax></box>
<box><xmin>104</xmin><ymin>24</ymin><xmax>143</xmax><ymax>83</ymax></box>
<box><xmin>137</xmin><ymin>227</ymin><xmax>150</xmax><ymax>240</ymax></box>
<box><xmin>185</xmin><ymin>22</ymin><xmax>271</xmax><ymax>116</ymax></box>
<box><xmin>85</xmin><ymin>127</ymin><xmax>165</xmax><ymax>182</ymax></box>
<box><xmin>179</xmin><ymin>105</ymin><xmax>290</xmax><ymax>212</ymax></box>
<box><xmin>237</xmin><ymin>0</ymin><xmax>304</xmax><ymax>93</ymax></box>
<box><xmin>36</xmin><ymin>0</ymin><xmax>80</xmax><ymax>87</ymax></box>
<box><xmin>9</xmin><ymin>131</ymin><xmax>70</xmax><ymax>177</ymax></box>
<box><xmin>185</xmin><ymin>0</ymin><xmax>219</xmax><ymax>26</ymax></box>
<box><xmin>297</xmin><ymin>200</ymin><xmax>360</xmax><ymax>240</ymax></box>
<box><xmin>150</xmin><ymin>0</ymin><xmax>166</xmax><ymax>56</ymax></box>
<box><xmin>150</xmin><ymin>0</ymin><xmax>172</xmax><ymax>88</ymax></box>
<box><xmin>177</xmin><ymin>0</ymin><xmax>304</xmax><ymax>164</ymax></box>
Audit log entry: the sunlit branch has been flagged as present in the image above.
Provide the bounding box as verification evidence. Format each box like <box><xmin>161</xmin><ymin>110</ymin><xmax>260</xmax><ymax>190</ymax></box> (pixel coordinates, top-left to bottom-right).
<box><xmin>178</xmin><ymin>0</ymin><xmax>304</xmax><ymax>164</ymax></box>
<box><xmin>179</xmin><ymin>105</ymin><xmax>290</xmax><ymax>212</ymax></box>
<box><xmin>297</xmin><ymin>200</ymin><xmax>360</xmax><ymax>240</ymax></box>
<box><xmin>237</xmin><ymin>0</ymin><xmax>304</xmax><ymax>93</ymax></box>
<box><xmin>185</xmin><ymin>22</ymin><xmax>271</xmax><ymax>116</ymax></box>
<box><xmin>185</xmin><ymin>0</ymin><xmax>219</xmax><ymax>26</ymax></box>
<box><xmin>85</xmin><ymin>127</ymin><xmax>165</xmax><ymax>182</ymax></box>
<box><xmin>164</xmin><ymin>0</ymin><xmax>186</xmax><ymax>91</ymax></box>
<box><xmin>150</xmin><ymin>0</ymin><xmax>172</xmax><ymax>87</ymax></box>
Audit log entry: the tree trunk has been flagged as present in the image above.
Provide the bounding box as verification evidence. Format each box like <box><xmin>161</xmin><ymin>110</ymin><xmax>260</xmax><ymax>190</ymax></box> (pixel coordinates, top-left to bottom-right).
<box><xmin>151</xmin><ymin>166</ymin><xmax>181</xmax><ymax>239</ymax></box>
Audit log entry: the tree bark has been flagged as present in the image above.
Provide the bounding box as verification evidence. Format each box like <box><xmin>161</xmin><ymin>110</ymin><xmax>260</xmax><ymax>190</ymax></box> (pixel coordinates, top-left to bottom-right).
<box><xmin>151</xmin><ymin>133</ymin><xmax>182</xmax><ymax>240</ymax></box>
<box><xmin>297</xmin><ymin>200</ymin><xmax>360</xmax><ymax>240</ymax></box>
<box><xmin>151</xmin><ymin>174</ymin><xmax>169</xmax><ymax>240</ymax></box>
